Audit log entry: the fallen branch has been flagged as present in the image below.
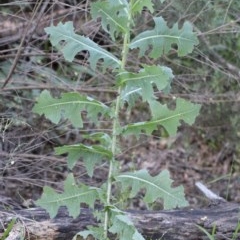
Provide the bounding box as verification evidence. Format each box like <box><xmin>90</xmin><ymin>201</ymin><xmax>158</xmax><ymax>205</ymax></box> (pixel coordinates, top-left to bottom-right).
<box><xmin>0</xmin><ymin>183</ymin><xmax>239</xmax><ymax>240</ymax></box>
<box><xmin>0</xmin><ymin>201</ymin><xmax>239</xmax><ymax>240</ymax></box>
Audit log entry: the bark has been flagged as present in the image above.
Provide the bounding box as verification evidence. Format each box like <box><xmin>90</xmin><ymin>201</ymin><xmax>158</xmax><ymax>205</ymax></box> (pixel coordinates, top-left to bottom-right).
<box><xmin>1</xmin><ymin>201</ymin><xmax>239</xmax><ymax>240</ymax></box>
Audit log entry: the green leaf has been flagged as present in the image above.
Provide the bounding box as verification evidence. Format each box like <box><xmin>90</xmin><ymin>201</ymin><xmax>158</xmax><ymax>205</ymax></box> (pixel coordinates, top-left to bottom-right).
<box><xmin>116</xmin><ymin>169</ymin><xmax>188</xmax><ymax>209</ymax></box>
<box><xmin>118</xmin><ymin>65</ymin><xmax>173</xmax><ymax>104</ymax></box>
<box><xmin>75</xmin><ymin>226</ymin><xmax>106</xmax><ymax>240</ymax></box>
<box><xmin>32</xmin><ymin>90</ymin><xmax>109</xmax><ymax>128</ymax></box>
<box><xmin>132</xmin><ymin>0</ymin><xmax>154</xmax><ymax>13</ymax></box>
<box><xmin>1</xmin><ymin>218</ymin><xmax>16</xmax><ymax>240</ymax></box>
<box><xmin>123</xmin><ymin>98</ymin><xmax>201</xmax><ymax>137</ymax></box>
<box><xmin>82</xmin><ymin>132</ymin><xmax>112</xmax><ymax>149</ymax></box>
<box><xmin>91</xmin><ymin>0</ymin><xmax>129</xmax><ymax>40</ymax></box>
<box><xmin>35</xmin><ymin>174</ymin><xmax>98</xmax><ymax>218</ymax></box>
<box><xmin>130</xmin><ymin>17</ymin><xmax>199</xmax><ymax>58</ymax></box>
<box><xmin>120</xmin><ymin>85</ymin><xmax>142</xmax><ymax>110</ymax></box>
<box><xmin>195</xmin><ymin>225</ymin><xmax>215</xmax><ymax>240</ymax></box>
<box><xmin>109</xmin><ymin>214</ymin><xmax>145</xmax><ymax>240</ymax></box>
<box><xmin>55</xmin><ymin>144</ymin><xmax>112</xmax><ymax>176</ymax></box>
<box><xmin>132</xmin><ymin>0</ymin><xmax>166</xmax><ymax>14</ymax></box>
<box><xmin>45</xmin><ymin>21</ymin><xmax>120</xmax><ymax>70</ymax></box>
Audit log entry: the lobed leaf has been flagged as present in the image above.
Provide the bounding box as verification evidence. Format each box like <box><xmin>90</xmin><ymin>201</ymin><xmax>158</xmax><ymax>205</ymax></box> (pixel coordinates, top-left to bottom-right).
<box><xmin>123</xmin><ymin>98</ymin><xmax>201</xmax><ymax>137</ymax></box>
<box><xmin>82</xmin><ymin>132</ymin><xmax>112</xmax><ymax>149</ymax></box>
<box><xmin>116</xmin><ymin>169</ymin><xmax>188</xmax><ymax>209</ymax></box>
<box><xmin>75</xmin><ymin>226</ymin><xmax>105</xmax><ymax>240</ymax></box>
<box><xmin>35</xmin><ymin>174</ymin><xmax>98</xmax><ymax>218</ymax></box>
<box><xmin>45</xmin><ymin>22</ymin><xmax>120</xmax><ymax>70</ymax></box>
<box><xmin>132</xmin><ymin>0</ymin><xmax>154</xmax><ymax>13</ymax></box>
<box><xmin>130</xmin><ymin>17</ymin><xmax>199</xmax><ymax>58</ymax></box>
<box><xmin>32</xmin><ymin>90</ymin><xmax>110</xmax><ymax>128</ymax></box>
<box><xmin>109</xmin><ymin>213</ymin><xmax>145</xmax><ymax>240</ymax></box>
<box><xmin>132</xmin><ymin>0</ymin><xmax>166</xmax><ymax>14</ymax></box>
<box><xmin>118</xmin><ymin>65</ymin><xmax>173</xmax><ymax>106</ymax></box>
<box><xmin>119</xmin><ymin>85</ymin><xmax>142</xmax><ymax>110</ymax></box>
<box><xmin>55</xmin><ymin>144</ymin><xmax>112</xmax><ymax>177</ymax></box>
<box><xmin>91</xmin><ymin>0</ymin><xmax>129</xmax><ymax>40</ymax></box>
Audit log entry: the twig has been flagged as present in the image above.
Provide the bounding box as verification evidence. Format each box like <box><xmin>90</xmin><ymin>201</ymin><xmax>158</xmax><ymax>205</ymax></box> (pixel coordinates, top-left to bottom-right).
<box><xmin>195</xmin><ymin>181</ymin><xmax>226</xmax><ymax>203</ymax></box>
<box><xmin>1</xmin><ymin>0</ymin><xmax>49</xmax><ymax>89</ymax></box>
<box><xmin>196</xmin><ymin>26</ymin><xmax>240</xmax><ymax>78</ymax></box>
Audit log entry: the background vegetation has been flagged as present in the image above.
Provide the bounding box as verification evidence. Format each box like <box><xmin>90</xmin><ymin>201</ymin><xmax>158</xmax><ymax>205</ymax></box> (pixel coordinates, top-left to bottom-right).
<box><xmin>0</xmin><ymin>0</ymin><xmax>239</xmax><ymax>210</ymax></box>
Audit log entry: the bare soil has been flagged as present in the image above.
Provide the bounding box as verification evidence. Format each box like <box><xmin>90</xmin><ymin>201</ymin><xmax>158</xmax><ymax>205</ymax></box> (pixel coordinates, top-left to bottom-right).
<box><xmin>0</xmin><ymin>112</ymin><xmax>239</xmax><ymax>211</ymax></box>
<box><xmin>0</xmin><ymin>0</ymin><xmax>239</xmax><ymax>213</ymax></box>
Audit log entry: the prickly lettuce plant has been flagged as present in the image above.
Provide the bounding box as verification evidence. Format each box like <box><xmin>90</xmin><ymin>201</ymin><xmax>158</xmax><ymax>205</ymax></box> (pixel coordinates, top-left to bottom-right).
<box><xmin>32</xmin><ymin>0</ymin><xmax>200</xmax><ymax>239</ymax></box>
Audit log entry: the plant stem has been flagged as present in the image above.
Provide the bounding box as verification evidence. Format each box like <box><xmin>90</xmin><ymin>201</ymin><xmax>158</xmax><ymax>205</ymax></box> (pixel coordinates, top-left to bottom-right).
<box><xmin>103</xmin><ymin>2</ymin><xmax>132</xmax><ymax>238</ymax></box>
<box><xmin>103</xmin><ymin>86</ymin><xmax>121</xmax><ymax>238</ymax></box>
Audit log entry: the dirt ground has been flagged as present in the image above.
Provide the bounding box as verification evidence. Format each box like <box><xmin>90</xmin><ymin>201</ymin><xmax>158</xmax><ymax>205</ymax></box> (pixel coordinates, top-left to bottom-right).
<box><xmin>0</xmin><ymin>110</ymin><xmax>239</xmax><ymax>211</ymax></box>
<box><xmin>0</xmin><ymin>0</ymin><xmax>239</xmax><ymax>213</ymax></box>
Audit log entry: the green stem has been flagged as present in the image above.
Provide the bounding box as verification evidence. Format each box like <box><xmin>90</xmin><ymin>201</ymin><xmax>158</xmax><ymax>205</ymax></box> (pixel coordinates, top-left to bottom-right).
<box><xmin>103</xmin><ymin>2</ymin><xmax>133</xmax><ymax>238</ymax></box>
<box><xmin>103</xmin><ymin>86</ymin><xmax>121</xmax><ymax>238</ymax></box>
